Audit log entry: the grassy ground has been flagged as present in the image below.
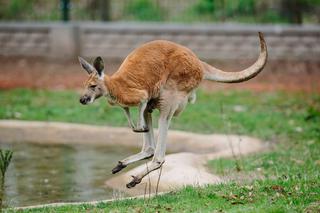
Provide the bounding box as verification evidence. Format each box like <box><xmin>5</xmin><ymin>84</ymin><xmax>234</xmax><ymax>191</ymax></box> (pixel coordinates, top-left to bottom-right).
<box><xmin>1</xmin><ymin>89</ymin><xmax>319</xmax><ymax>212</ymax></box>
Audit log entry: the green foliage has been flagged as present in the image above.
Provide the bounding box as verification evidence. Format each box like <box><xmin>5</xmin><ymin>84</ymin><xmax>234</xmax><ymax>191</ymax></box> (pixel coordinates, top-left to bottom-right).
<box><xmin>124</xmin><ymin>0</ymin><xmax>164</xmax><ymax>21</ymax></box>
<box><xmin>0</xmin><ymin>0</ymin><xmax>32</xmax><ymax>20</ymax></box>
<box><xmin>237</xmin><ymin>0</ymin><xmax>256</xmax><ymax>14</ymax></box>
<box><xmin>0</xmin><ymin>0</ymin><xmax>319</xmax><ymax>23</ymax></box>
<box><xmin>194</xmin><ymin>0</ymin><xmax>256</xmax><ymax>17</ymax></box>
<box><xmin>0</xmin><ymin>0</ymin><xmax>59</xmax><ymax>21</ymax></box>
<box><xmin>287</xmin><ymin>0</ymin><xmax>320</xmax><ymax>6</ymax></box>
<box><xmin>192</xmin><ymin>0</ymin><xmax>282</xmax><ymax>23</ymax></box>
<box><xmin>0</xmin><ymin>150</ymin><xmax>13</xmax><ymax>179</ymax></box>
<box><xmin>194</xmin><ymin>0</ymin><xmax>216</xmax><ymax>14</ymax></box>
<box><xmin>257</xmin><ymin>10</ymin><xmax>287</xmax><ymax>23</ymax></box>
<box><xmin>0</xmin><ymin>149</ymin><xmax>13</xmax><ymax>209</ymax></box>
<box><xmin>190</xmin><ymin>0</ymin><xmax>319</xmax><ymax>23</ymax></box>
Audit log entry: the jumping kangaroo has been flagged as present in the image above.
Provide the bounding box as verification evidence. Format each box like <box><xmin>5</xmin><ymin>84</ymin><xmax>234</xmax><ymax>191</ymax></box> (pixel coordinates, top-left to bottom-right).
<box><xmin>78</xmin><ymin>32</ymin><xmax>267</xmax><ymax>188</ymax></box>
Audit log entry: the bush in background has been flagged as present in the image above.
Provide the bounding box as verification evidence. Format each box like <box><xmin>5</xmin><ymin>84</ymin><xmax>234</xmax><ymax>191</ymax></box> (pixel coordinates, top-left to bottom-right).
<box><xmin>0</xmin><ymin>0</ymin><xmax>319</xmax><ymax>24</ymax></box>
<box><xmin>124</xmin><ymin>0</ymin><xmax>164</xmax><ymax>21</ymax></box>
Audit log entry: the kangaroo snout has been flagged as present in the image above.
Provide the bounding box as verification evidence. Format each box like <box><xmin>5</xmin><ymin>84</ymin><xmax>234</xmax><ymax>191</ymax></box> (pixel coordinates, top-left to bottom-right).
<box><xmin>79</xmin><ymin>96</ymin><xmax>91</xmax><ymax>105</ymax></box>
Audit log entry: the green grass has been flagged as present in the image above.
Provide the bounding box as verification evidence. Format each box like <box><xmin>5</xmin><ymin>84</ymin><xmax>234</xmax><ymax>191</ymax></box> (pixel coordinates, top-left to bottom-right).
<box><xmin>10</xmin><ymin>180</ymin><xmax>320</xmax><ymax>212</ymax></box>
<box><xmin>1</xmin><ymin>88</ymin><xmax>319</xmax><ymax>212</ymax></box>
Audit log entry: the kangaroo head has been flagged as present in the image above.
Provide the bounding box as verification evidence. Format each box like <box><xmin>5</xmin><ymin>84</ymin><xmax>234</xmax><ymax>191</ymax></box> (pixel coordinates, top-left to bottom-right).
<box><xmin>78</xmin><ymin>56</ymin><xmax>107</xmax><ymax>105</ymax></box>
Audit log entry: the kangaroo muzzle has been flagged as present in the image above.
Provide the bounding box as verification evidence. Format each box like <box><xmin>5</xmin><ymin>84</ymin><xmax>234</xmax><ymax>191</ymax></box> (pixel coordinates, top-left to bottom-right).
<box><xmin>79</xmin><ymin>95</ymin><xmax>92</xmax><ymax>105</ymax></box>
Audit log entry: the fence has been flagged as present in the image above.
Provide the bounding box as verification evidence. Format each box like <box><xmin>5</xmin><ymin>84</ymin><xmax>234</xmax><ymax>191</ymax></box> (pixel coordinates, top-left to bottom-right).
<box><xmin>0</xmin><ymin>22</ymin><xmax>319</xmax><ymax>61</ymax></box>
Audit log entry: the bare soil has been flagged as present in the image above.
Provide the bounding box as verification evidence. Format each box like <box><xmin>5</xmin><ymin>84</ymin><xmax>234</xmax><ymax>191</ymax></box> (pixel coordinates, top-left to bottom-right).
<box><xmin>0</xmin><ymin>57</ymin><xmax>319</xmax><ymax>93</ymax></box>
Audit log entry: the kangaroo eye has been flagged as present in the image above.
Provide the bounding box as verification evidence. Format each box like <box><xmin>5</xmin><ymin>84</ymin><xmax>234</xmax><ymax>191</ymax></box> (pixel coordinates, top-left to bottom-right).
<box><xmin>89</xmin><ymin>85</ymin><xmax>97</xmax><ymax>89</ymax></box>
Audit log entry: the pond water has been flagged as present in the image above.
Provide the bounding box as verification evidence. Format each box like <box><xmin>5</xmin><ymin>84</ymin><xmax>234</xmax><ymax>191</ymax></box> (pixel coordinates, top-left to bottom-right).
<box><xmin>0</xmin><ymin>142</ymin><xmax>139</xmax><ymax>207</ymax></box>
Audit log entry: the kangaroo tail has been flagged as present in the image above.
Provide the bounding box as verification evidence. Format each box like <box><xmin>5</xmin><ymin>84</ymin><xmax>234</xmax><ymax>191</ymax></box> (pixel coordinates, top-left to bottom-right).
<box><xmin>202</xmin><ymin>32</ymin><xmax>268</xmax><ymax>83</ymax></box>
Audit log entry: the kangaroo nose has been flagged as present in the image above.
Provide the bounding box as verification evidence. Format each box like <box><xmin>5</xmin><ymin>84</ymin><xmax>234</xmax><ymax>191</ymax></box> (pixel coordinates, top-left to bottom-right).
<box><xmin>79</xmin><ymin>97</ymin><xmax>87</xmax><ymax>105</ymax></box>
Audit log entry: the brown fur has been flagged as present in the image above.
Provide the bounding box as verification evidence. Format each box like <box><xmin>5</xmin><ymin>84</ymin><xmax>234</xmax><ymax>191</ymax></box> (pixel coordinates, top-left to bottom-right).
<box><xmin>102</xmin><ymin>40</ymin><xmax>203</xmax><ymax>107</ymax></box>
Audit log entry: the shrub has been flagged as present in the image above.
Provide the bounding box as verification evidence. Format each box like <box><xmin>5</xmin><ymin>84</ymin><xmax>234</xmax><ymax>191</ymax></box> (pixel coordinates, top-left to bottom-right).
<box><xmin>124</xmin><ymin>0</ymin><xmax>164</xmax><ymax>21</ymax></box>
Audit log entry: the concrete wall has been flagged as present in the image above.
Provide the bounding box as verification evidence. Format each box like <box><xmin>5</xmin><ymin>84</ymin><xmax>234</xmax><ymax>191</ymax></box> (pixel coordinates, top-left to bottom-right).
<box><xmin>0</xmin><ymin>22</ymin><xmax>319</xmax><ymax>61</ymax></box>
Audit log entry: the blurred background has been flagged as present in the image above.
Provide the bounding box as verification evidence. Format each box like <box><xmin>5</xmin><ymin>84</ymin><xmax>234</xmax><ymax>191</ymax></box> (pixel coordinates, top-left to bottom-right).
<box><xmin>0</xmin><ymin>0</ymin><xmax>319</xmax><ymax>23</ymax></box>
<box><xmin>0</xmin><ymin>0</ymin><xmax>319</xmax><ymax>208</ymax></box>
<box><xmin>0</xmin><ymin>0</ymin><xmax>319</xmax><ymax>91</ymax></box>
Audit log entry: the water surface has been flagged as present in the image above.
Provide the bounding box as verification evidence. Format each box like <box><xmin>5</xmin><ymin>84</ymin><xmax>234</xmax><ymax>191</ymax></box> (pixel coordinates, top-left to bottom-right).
<box><xmin>0</xmin><ymin>142</ymin><xmax>139</xmax><ymax>207</ymax></box>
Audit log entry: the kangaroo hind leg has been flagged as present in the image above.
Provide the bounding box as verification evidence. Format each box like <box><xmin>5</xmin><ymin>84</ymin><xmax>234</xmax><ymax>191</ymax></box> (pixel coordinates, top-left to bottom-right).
<box><xmin>126</xmin><ymin>100</ymin><xmax>176</xmax><ymax>188</ymax></box>
<box><xmin>112</xmin><ymin>111</ymin><xmax>155</xmax><ymax>174</ymax></box>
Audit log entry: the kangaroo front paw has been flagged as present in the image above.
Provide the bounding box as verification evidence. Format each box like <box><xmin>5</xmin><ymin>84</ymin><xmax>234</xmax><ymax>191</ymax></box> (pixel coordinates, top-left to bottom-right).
<box><xmin>126</xmin><ymin>176</ymin><xmax>142</xmax><ymax>188</ymax></box>
<box><xmin>112</xmin><ymin>161</ymin><xmax>127</xmax><ymax>174</ymax></box>
<box><xmin>133</xmin><ymin>126</ymin><xmax>149</xmax><ymax>133</ymax></box>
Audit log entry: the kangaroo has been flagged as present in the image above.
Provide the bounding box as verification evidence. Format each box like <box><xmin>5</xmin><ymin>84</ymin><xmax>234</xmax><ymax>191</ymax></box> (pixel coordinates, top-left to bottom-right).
<box><xmin>78</xmin><ymin>32</ymin><xmax>267</xmax><ymax>188</ymax></box>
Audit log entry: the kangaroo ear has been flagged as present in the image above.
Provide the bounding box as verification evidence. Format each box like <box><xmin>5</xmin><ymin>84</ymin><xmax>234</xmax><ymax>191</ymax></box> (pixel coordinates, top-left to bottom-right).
<box><xmin>93</xmin><ymin>56</ymin><xmax>104</xmax><ymax>77</ymax></box>
<box><xmin>78</xmin><ymin>57</ymin><xmax>95</xmax><ymax>75</ymax></box>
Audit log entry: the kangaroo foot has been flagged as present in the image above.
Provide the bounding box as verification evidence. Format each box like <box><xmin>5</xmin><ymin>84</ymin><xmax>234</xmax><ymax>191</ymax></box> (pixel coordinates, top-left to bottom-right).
<box><xmin>112</xmin><ymin>161</ymin><xmax>127</xmax><ymax>174</ymax></box>
<box><xmin>133</xmin><ymin>126</ymin><xmax>149</xmax><ymax>133</ymax></box>
<box><xmin>126</xmin><ymin>176</ymin><xmax>142</xmax><ymax>188</ymax></box>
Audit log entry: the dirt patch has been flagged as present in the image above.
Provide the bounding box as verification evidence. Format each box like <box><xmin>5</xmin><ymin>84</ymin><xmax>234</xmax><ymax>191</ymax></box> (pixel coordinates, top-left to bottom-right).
<box><xmin>106</xmin><ymin>134</ymin><xmax>265</xmax><ymax>196</ymax></box>
<box><xmin>0</xmin><ymin>57</ymin><xmax>319</xmax><ymax>93</ymax></box>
